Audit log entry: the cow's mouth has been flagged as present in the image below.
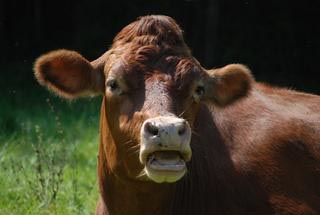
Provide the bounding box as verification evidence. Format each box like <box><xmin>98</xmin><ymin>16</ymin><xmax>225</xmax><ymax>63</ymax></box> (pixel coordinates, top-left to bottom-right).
<box><xmin>147</xmin><ymin>151</ymin><xmax>186</xmax><ymax>171</ymax></box>
<box><xmin>144</xmin><ymin>150</ymin><xmax>188</xmax><ymax>183</ymax></box>
<box><xmin>139</xmin><ymin>116</ymin><xmax>192</xmax><ymax>183</ymax></box>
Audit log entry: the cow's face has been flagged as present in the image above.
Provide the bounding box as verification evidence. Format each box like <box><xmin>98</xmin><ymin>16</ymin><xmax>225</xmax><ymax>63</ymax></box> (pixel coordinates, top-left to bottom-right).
<box><xmin>103</xmin><ymin>52</ymin><xmax>205</xmax><ymax>183</ymax></box>
<box><xmin>34</xmin><ymin>15</ymin><xmax>253</xmax><ymax>183</ymax></box>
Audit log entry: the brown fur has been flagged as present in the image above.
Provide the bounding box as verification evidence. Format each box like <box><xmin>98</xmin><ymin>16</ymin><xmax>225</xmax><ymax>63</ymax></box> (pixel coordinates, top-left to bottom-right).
<box><xmin>34</xmin><ymin>15</ymin><xmax>320</xmax><ymax>215</ymax></box>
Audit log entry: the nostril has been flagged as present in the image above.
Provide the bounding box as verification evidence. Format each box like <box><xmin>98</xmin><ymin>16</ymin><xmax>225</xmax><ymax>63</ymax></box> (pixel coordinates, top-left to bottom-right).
<box><xmin>178</xmin><ymin>122</ymin><xmax>187</xmax><ymax>136</ymax></box>
<box><xmin>145</xmin><ymin>122</ymin><xmax>159</xmax><ymax>136</ymax></box>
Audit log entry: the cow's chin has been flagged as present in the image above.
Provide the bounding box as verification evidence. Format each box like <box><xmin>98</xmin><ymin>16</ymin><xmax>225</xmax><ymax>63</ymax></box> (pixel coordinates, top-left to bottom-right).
<box><xmin>144</xmin><ymin>151</ymin><xmax>187</xmax><ymax>183</ymax></box>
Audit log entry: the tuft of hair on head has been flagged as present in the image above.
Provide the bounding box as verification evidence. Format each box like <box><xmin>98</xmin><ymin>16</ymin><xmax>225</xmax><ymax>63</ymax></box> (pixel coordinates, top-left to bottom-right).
<box><xmin>112</xmin><ymin>15</ymin><xmax>187</xmax><ymax>49</ymax></box>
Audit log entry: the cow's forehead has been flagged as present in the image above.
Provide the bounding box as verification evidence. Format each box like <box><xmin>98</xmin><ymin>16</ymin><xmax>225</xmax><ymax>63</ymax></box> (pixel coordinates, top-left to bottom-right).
<box><xmin>107</xmin><ymin>50</ymin><xmax>203</xmax><ymax>84</ymax></box>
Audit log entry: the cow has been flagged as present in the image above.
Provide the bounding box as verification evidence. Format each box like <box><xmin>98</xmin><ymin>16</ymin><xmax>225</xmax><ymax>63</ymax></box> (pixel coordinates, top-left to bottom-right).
<box><xmin>34</xmin><ymin>15</ymin><xmax>320</xmax><ymax>215</ymax></box>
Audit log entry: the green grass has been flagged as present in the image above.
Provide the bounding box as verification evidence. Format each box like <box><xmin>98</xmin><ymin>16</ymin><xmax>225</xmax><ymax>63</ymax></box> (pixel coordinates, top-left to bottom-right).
<box><xmin>0</xmin><ymin>70</ymin><xmax>101</xmax><ymax>214</ymax></box>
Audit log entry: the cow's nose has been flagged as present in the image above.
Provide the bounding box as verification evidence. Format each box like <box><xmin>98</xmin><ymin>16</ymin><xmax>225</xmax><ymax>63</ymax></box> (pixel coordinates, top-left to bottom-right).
<box><xmin>144</xmin><ymin>120</ymin><xmax>187</xmax><ymax>137</ymax></box>
<box><xmin>141</xmin><ymin>116</ymin><xmax>190</xmax><ymax>148</ymax></box>
<box><xmin>144</xmin><ymin>122</ymin><xmax>160</xmax><ymax>136</ymax></box>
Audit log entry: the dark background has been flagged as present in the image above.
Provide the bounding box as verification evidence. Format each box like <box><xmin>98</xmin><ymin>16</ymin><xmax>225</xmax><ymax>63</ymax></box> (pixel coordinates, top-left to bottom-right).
<box><xmin>1</xmin><ymin>0</ymin><xmax>319</xmax><ymax>93</ymax></box>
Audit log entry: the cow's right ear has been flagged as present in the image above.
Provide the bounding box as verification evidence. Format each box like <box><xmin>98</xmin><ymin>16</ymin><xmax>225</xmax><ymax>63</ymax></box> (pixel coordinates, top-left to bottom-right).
<box><xmin>34</xmin><ymin>49</ymin><xmax>105</xmax><ymax>99</ymax></box>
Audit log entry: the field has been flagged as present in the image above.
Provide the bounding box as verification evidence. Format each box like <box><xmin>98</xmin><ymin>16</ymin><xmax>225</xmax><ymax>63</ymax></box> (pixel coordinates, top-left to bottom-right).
<box><xmin>0</xmin><ymin>65</ymin><xmax>101</xmax><ymax>214</ymax></box>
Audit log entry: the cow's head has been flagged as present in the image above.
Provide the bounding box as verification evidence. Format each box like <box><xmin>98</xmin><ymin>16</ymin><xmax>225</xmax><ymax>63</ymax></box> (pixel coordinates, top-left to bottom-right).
<box><xmin>34</xmin><ymin>15</ymin><xmax>253</xmax><ymax>183</ymax></box>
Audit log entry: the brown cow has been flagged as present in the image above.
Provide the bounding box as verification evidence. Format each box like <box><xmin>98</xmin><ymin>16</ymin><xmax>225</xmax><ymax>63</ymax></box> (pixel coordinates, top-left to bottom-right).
<box><xmin>34</xmin><ymin>15</ymin><xmax>320</xmax><ymax>215</ymax></box>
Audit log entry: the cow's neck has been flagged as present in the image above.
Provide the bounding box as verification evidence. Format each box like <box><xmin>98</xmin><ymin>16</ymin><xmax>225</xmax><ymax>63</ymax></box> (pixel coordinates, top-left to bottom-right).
<box><xmin>166</xmin><ymin>104</ymin><xmax>271</xmax><ymax>214</ymax></box>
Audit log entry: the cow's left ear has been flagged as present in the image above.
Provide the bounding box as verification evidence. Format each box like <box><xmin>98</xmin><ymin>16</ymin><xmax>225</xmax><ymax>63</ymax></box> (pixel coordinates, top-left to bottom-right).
<box><xmin>34</xmin><ymin>49</ymin><xmax>105</xmax><ymax>99</ymax></box>
<box><xmin>203</xmin><ymin>64</ymin><xmax>254</xmax><ymax>106</ymax></box>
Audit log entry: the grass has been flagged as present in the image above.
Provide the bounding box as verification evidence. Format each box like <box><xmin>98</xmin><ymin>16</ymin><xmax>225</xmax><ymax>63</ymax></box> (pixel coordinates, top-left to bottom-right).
<box><xmin>0</xmin><ymin>67</ymin><xmax>101</xmax><ymax>214</ymax></box>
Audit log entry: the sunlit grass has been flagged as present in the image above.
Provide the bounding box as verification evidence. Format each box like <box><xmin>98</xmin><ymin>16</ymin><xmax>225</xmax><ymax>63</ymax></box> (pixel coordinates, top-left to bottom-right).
<box><xmin>0</xmin><ymin>80</ymin><xmax>101</xmax><ymax>215</ymax></box>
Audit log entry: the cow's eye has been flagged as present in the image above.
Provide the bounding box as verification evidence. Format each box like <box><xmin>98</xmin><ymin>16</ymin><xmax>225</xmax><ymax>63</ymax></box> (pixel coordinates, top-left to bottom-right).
<box><xmin>107</xmin><ymin>79</ymin><xmax>119</xmax><ymax>90</ymax></box>
<box><xmin>106</xmin><ymin>79</ymin><xmax>122</xmax><ymax>94</ymax></box>
<box><xmin>193</xmin><ymin>85</ymin><xmax>205</xmax><ymax>102</ymax></box>
<box><xmin>195</xmin><ymin>86</ymin><xmax>205</xmax><ymax>96</ymax></box>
